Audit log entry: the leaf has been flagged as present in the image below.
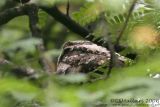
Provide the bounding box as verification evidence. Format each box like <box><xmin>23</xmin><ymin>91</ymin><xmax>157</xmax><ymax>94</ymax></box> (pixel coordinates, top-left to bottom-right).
<box><xmin>72</xmin><ymin>2</ymin><xmax>104</xmax><ymax>26</ymax></box>
<box><xmin>0</xmin><ymin>77</ymin><xmax>41</xmax><ymax>107</ymax></box>
<box><xmin>106</xmin><ymin>78</ymin><xmax>160</xmax><ymax>107</ymax></box>
<box><xmin>6</xmin><ymin>38</ymin><xmax>42</xmax><ymax>53</ymax></box>
<box><xmin>57</xmin><ymin>74</ymin><xmax>88</xmax><ymax>83</ymax></box>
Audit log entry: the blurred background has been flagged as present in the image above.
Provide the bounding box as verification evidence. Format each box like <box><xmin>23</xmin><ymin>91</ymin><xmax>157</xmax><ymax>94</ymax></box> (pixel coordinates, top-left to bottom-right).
<box><xmin>0</xmin><ymin>0</ymin><xmax>160</xmax><ymax>107</ymax></box>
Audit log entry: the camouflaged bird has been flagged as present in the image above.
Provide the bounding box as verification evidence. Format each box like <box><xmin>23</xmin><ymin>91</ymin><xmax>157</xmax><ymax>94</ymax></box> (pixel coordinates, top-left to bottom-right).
<box><xmin>56</xmin><ymin>40</ymin><xmax>127</xmax><ymax>74</ymax></box>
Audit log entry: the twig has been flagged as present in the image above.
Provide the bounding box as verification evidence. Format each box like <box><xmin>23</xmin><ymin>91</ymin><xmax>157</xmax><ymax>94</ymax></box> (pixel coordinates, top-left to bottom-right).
<box><xmin>27</xmin><ymin>4</ymin><xmax>54</xmax><ymax>74</ymax></box>
<box><xmin>66</xmin><ymin>0</ymin><xmax>70</xmax><ymax>17</ymax></box>
<box><xmin>102</xmin><ymin>31</ymin><xmax>116</xmax><ymax>78</ymax></box>
<box><xmin>115</xmin><ymin>0</ymin><xmax>138</xmax><ymax>45</ymax></box>
<box><xmin>88</xmin><ymin>76</ymin><xmax>107</xmax><ymax>83</ymax></box>
<box><xmin>0</xmin><ymin>58</ymin><xmax>37</xmax><ymax>79</ymax></box>
<box><xmin>107</xmin><ymin>41</ymin><xmax>115</xmax><ymax>77</ymax></box>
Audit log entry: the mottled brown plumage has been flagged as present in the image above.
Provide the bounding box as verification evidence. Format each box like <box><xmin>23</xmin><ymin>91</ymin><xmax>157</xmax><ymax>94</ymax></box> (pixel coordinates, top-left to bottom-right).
<box><xmin>57</xmin><ymin>41</ymin><xmax>127</xmax><ymax>74</ymax></box>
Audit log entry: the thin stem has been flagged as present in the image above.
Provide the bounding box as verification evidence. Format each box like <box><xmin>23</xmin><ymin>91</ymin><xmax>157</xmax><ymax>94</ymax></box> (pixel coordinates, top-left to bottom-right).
<box><xmin>66</xmin><ymin>0</ymin><xmax>70</xmax><ymax>17</ymax></box>
<box><xmin>115</xmin><ymin>0</ymin><xmax>138</xmax><ymax>45</ymax></box>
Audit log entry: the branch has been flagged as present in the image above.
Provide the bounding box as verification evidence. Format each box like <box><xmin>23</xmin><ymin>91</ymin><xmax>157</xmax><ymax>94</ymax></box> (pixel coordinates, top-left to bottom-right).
<box><xmin>0</xmin><ymin>4</ymin><xmax>97</xmax><ymax>46</ymax></box>
<box><xmin>0</xmin><ymin>4</ymin><xmax>33</xmax><ymax>26</ymax></box>
<box><xmin>0</xmin><ymin>3</ymin><xmax>126</xmax><ymax>52</ymax></box>
<box><xmin>27</xmin><ymin>5</ymin><xmax>41</xmax><ymax>38</ymax></box>
<box><xmin>40</xmin><ymin>6</ymin><xmax>90</xmax><ymax>40</ymax></box>
<box><xmin>40</xmin><ymin>6</ymin><xmax>100</xmax><ymax>44</ymax></box>
<box><xmin>0</xmin><ymin>58</ymin><xmax>36</xmax><ymax>79</ymax></box>
<box><xmin>41</xmin><ymin>6</ymin><xmax>125</xmax><ymax>52</ymax></box>
<box><xmin>27</xmin><ymin>4</ymin><xmax>54</xmax><ymax>74</ymax></box>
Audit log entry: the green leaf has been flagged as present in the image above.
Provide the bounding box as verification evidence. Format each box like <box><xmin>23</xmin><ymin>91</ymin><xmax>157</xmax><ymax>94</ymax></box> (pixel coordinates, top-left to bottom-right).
<box><xmin>72</xmin><ymin>2</ymin><xmax>104</xmax><ymax>26</ymax></box>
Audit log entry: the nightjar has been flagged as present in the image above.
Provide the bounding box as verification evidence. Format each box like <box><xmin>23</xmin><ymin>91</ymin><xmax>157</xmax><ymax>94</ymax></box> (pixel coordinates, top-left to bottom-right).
<box><xmin>56</xmin><ymin>40</ymin><xmax>127</xmax><ymax>74</ymax></box>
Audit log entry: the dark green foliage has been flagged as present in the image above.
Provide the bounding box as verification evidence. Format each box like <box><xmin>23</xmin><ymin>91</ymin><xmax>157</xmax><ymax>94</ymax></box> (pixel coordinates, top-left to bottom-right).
<box><xmin>14</xmin><ymin>0</ymin><xmax>30</xmax><ymax>4</ymax></box>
